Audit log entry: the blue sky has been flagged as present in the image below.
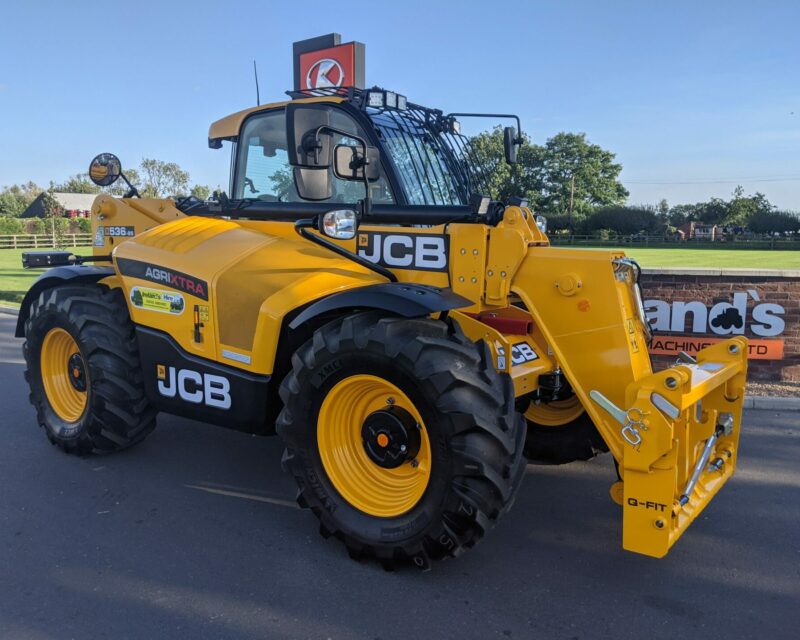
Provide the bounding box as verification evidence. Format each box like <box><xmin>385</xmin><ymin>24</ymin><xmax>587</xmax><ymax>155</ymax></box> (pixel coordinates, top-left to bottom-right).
<box><xmin>1</xmin><ymin>0</ymin><xmax>798</xmax><ymax>209</ymax></box>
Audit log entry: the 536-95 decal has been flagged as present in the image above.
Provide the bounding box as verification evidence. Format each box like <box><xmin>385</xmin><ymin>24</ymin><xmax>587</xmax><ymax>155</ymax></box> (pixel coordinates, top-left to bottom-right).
<box><xmin>93</xmin><ymin>225</ymin><xmax>136</xmax><ymax>246</ymax></box>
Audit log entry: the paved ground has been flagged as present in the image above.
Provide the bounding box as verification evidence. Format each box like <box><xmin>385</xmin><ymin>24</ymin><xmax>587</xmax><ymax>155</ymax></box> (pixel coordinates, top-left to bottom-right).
<box><xmin>0</xmin><ymin>312</ymin><xmax>798</xmax><ymax>640</ymax></box>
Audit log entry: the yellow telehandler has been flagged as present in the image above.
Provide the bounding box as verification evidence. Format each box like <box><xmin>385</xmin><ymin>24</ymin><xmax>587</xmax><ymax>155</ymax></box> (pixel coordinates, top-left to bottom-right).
<box><xmin>17</xmin><ymin>85</ymin><xmax>747</xmax><ymax>569</ymax></box>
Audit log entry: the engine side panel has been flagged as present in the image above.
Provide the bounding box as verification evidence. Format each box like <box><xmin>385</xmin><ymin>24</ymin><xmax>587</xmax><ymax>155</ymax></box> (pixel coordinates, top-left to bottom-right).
<box><xmin>112</xmin><ymin>216</ymin><xmax>382</xmax><ymax>375</ymax></box>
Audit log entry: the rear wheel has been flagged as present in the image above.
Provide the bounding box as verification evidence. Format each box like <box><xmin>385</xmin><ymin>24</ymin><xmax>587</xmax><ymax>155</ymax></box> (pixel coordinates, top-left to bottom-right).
<box><xmin>277</xmin><ymin>312</ymin><xmax>526</xmax><ymax>570</ymax></box>
<box><xmin>23</xmin><ymin>285</ymin><xmax>156</xmax><ymax>454</ymax></box>
<box><xmin>522</xmin><ymin>394</ymin><xmax>608</xmax><ymax>464</ymax></box>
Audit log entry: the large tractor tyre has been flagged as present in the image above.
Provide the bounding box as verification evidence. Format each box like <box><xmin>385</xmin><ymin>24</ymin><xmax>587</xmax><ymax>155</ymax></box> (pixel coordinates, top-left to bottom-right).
<box><xmin>277</xmin><ymin>312</ymin><xmax>526</xmax><ymax>570</ymax></box>
<box><xmin>522</xmin><ymin>396</ymin><xmax>608</xmax><ymax>465</ymax></box>
<box><xmin>23</xmin><ymin>284</ymin><xmax>156</xmax><ymax>454</ymax></box>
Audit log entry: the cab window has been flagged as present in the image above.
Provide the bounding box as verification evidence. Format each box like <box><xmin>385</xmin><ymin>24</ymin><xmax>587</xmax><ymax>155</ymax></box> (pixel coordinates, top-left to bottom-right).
<box><xmin>233</xmin><ymin>108</ymin><xmax>395</xmax><ymax>204</ymax></box>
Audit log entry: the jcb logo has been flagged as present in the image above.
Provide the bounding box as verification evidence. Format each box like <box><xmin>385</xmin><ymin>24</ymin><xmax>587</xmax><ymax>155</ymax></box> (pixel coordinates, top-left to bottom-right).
<box><xmin>496</xmin><ymin>342</ymin><xmax>539</xmax><ymax>370</ymax></box>
<box><xmin>157</xmin><ymin>365</ymin><xmax>231</xmax><ymax>409</ymax></box>
<box><xmin>357</xmin><ymin>232</ymin><xmax>448</xmax><ymax>272</ymax></box>
<box><xmin>511</xmin><ymin>343</ymin><xmax>538</xmax><ymax>365</ymax></box>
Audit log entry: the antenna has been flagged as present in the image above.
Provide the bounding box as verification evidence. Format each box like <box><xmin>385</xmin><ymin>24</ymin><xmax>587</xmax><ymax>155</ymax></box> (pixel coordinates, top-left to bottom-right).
<box><xmin>253</xmin><ymin>60</ymin><xmax>260</xmax><ymax>106</ymax></box>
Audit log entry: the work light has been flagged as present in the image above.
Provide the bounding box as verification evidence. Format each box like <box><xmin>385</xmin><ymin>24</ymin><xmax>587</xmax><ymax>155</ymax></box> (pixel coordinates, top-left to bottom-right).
<box><xmin>469</xmin><ymin>194</ymin><xmax>491</xmax><ymax>216</ymax></box>
<box><xmin>367</xmin><ymin>90</ymin><xmax>385</xmax><ymax>108</ymax></box>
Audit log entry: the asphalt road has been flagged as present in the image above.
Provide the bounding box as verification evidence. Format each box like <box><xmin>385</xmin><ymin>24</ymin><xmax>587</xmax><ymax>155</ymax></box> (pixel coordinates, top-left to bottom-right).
<box><xmin>0</xmin><ymin>312</ymin><xmax>798</xmax><ymax>640</ymax></box>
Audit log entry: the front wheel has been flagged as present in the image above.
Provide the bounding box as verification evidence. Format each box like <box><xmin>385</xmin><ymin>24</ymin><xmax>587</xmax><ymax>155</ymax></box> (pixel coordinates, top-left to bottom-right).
<box><xmin>23</xmin><ymin>285</ymin><xmax>156</xmax><ymax>454</ymax></box>
<box><xmin>277</xmin><ymin>313</ymin><xmax>526</xmax><ymax>570</ymax></box>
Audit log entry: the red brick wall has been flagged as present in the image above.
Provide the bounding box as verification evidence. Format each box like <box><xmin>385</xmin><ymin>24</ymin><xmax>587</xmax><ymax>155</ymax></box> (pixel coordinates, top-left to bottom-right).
<box><xmin>640</xmin><ymin>270</ymin><xmax>800</xmax><ymax>382</ymax></box>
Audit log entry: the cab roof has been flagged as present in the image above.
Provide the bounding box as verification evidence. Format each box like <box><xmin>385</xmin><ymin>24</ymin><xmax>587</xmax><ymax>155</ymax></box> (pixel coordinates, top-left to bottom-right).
<box><xmin>207</xmin><ymin>96</ymin><xmax>345</xmax><ymax>148</ymax></box>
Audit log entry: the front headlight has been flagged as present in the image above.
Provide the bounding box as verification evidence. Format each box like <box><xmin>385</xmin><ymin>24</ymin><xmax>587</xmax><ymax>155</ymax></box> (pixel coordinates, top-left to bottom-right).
<box><xmin>321</xmin><ymin>209</ymin><xmax>357</xmax><ymax>240</ymax></box>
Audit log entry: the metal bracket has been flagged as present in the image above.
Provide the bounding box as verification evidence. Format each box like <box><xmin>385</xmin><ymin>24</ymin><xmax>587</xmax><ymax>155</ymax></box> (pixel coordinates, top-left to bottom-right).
<box><xmin>590</xmin><ymin>390</ymin><xmax>649</xmax><ymax>447</ymax></box>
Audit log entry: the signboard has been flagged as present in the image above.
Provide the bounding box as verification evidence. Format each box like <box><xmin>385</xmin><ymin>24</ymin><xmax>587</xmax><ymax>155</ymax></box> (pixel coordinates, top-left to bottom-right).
<box><xmin>644</xmin><ymin>288</ymin><xmax>786</xmax><ymax>361</ymax></box>
<box><xmin>649</xmin><ymin>335</ymin><xmax>784</xmax><ymax>360</ymax></box>
<box><xmin>293</xmin><ymin>34</ymin><xmax>365</xmax><ymax>91</ymax></box>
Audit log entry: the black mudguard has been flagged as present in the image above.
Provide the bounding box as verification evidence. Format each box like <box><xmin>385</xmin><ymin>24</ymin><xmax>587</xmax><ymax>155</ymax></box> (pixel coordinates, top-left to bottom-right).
<box><xmin>15</xmin><ymin>265</ymin><xmax>116</xmax><ymax>338</ymax></box>
<box><xmin>288</xmin><ymin>282</ymin><xmax>470</xmax><ymax>330</ymax></box>
<box><xmin>136</xmin><ymin>327</ymin><xmax>272</xmax><ymax>433</ymax></box>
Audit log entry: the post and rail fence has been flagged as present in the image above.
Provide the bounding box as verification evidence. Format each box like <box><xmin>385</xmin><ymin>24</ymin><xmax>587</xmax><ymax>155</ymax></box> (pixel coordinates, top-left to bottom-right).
<box><xmin>2</xmin><ymin>232</ymin><xmax>798</xmax><ymax>251</ymax></box>
<box><xmin>0</xmin><ymin>234</ymin><xmax>92</xmax><ymax>250</ymax></box>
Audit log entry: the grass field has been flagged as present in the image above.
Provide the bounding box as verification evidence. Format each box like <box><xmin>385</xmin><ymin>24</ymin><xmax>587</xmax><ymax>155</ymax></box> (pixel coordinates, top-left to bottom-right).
<box><xmin>1</xmin><ymin>245</ymin><xmax>798</xmax><ymax>309</ymax></box>
<box><xmin>577</xmin><ymin>247</ymin><xmax>800</xmax><ymax>269</ymax></box>
<box><xmin>0</xmin><ymin>247</ymin><xmax>91</xmax><ymax>307</ymax></box>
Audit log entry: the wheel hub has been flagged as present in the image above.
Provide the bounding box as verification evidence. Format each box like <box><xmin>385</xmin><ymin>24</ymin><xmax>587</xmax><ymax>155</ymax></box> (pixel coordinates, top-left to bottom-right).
<box><xmin>68</xmin><ymin>353</ymin><xmax>87</xmax><ymax>392</ymax></box>
<box><xmin>361</xmin><ymin>406</ymin><xmax>420</xmax><ymax>469</ymax></box>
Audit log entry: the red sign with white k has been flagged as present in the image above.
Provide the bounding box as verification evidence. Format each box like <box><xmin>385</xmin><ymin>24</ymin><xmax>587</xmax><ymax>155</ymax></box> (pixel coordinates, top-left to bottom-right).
<box><xmin>299</xmin><ymin>43</ymin><xmax>358</xmax><ymax>90</ymax></box>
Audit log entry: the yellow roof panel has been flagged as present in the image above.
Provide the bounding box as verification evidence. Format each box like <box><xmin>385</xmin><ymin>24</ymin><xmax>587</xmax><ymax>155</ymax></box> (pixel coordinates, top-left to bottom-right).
<box><xmin>208</xmin><ymin>96</ymin><xmax>346</xmax><ymax>144</ymax></box>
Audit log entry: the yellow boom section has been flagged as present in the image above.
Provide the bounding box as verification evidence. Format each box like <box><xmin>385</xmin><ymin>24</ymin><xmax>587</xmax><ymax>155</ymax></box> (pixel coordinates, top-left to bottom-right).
<box><xmin>510</xmin><ymin>244</ymin><xmax>747</xmax><ymax>557</ymax></box>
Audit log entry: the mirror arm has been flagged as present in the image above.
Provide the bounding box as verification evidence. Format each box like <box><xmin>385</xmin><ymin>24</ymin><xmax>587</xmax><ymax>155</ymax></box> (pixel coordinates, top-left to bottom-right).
<box><xmin>120</xmin><ymin>172</ymin><xmax>140</xmax><ymax>198</ymax></box>
<box><xmin>446</xmin><ymin>112</ymin><xmax>523</xmax><ymax>142</ymax></box>
<box><xmin>312</xmin><ymin>124</ymin><xmax>373</xmax><ymax>217</ymax></box>
<box><xmin>294</xmin><ymin>218</ymin><xmax>397</xmax><ymax>283</ymax></box>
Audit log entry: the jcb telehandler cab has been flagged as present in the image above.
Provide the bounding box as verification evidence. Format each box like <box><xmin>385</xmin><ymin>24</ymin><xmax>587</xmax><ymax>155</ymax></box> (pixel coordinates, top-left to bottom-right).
<box><xmin>18</xmin><ymin>85</ymin><xmax>747</xmax><ymax>569</ymax></box>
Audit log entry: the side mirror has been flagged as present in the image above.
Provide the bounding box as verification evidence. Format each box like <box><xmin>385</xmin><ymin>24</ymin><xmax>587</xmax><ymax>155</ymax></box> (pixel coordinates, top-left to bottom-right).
<box><xmin>286</xmin><ymin>103</ymin><xmax>332</xmax><ymax>167</ymax></box>
<box><xmin>89</xmin><ymin>153</ymin><xmax>122</xmax><ymax>186</ymax></box>
<box><xmin>319</xmin><ymin>209</ymin><xmax>357</xmax><ymax>240</ymax></box>
<box><xmin>333</xmin><ymin>144</ymin><xmax>381</xmax><ymax>181</ymax></box>
<box><xmin>503</xmin><ymin>126</ymin><xmax>520</xmax><ymax>165</ymax></box>
<box><xmin>293</xmin><ymin>167</ymin><xmax>332</xmax><ymax>201</ymax></box>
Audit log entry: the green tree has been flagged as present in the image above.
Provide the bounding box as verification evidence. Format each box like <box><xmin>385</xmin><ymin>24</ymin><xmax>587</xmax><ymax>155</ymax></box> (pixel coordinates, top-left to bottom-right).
<box><xmin>694</xmin><ymin>198</ymin><xmax>729</xmax><ymax>224</ymax></box>
<box><xmin>26</xmin><ymin>218</ymin><xmax>46</xmax><ymax>234</ymax></box>
<box><xmin>269</xmin><ymin>167</ymin><xmax>295</xmax><ymax>201</ymax></box>
<box><xmin>0</xmin><ymin>181</ymin><xmax>43</xmax><ymax>216</ymax></box>
<box><xmin>468</xmin><ymin>128</ymin><xmax>539</xmax><ymax>205</ymax></box>
<box><xmin>531</xmin><ymin>132</ymin><xmax>628</xmax><ymax>222</ymax></box>
<box><xmin>132</xmin><ymin>288</ymin><xmax>143</xmax><ymax>306</ymax></box>
<box><xmin>668</xmin><ymin>203</ymin><xmax>696</xmax><ymax>227</ymax></box>
<box><xmin>747</xmin><ymin>210</ymin><xmax>800</xmax><ymax>234</ymax></box>
<box><xmin>584</xmin><ymin>205</ymin><xmax>660</xmax><ymax>235</ymax></box>
<box><xmin>140</xmin><ymin>158</ymin><xmax>190</xmax><ymax>197</ymax></box>
<box><xmin>52</xmin><ymin>173</ymin><xmax>101</xmax><ymax>194</ymax></box>
<box><xmin>469</xmin><ymin>129</ymin><xmax>628</xmax><ymax>224</ymax></box>
<box><xmin>75</xmin><ymin>218</ymin><xmax>92</xmax><ymax>233</ymax></box>
<box><xmin>41</xmin><ymin>190</ymin><xmax>66</xmax><ymax>248</ymax></box>
<box><xmin>0</xmin><ymin>217</ymin><xmax>24</xmax><ymax>233</ymax></box>
<box><xmin>103</xmin><ymin>167</ymin><xmax>141</xmax><ymax>197</ymax></box>
<box><xmin>190</xmin><ymin>184</ymin><xmax>211</xmax><ymax>201</ymax></box>
<box><xmin>725</xmin><ymin>185</ymin><xmax>773</xmax><ymax>225</ymax></box>
<box><xmin>657</xmin><ymin>198</ymin><xmax>669</xmax><ymax>223</ymax></box>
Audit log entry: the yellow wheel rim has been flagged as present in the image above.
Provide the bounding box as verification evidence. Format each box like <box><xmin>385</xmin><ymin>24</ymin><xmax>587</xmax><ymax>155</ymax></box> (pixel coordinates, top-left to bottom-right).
<box><xmin>525</xmin><ymin>395</ymin><xmax>584</xmax><ymax>427</ymax></box>
<box><xmin>40</xmin><ymin>327</ymin><xmax>88</xmax><ymax>423</ymax></box>
<box><xmin>317</xmin><ymin>374</ymin><xmax>432</xmax><ymax>518</ymax></box>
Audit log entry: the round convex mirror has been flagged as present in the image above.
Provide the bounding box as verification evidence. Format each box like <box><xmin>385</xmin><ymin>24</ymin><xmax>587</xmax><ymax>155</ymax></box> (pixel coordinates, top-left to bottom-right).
<box><xmin>88</xmin><ymin>153</ymin><xmax>122</xmax><ymax>186</ymax></box>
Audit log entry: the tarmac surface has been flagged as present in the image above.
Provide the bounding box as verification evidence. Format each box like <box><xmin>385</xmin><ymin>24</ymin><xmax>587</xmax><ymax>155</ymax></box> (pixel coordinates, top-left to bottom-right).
<box><xmin>0</xmin><ymin>311</ymin><xmax>798</xmax><ymax>639</ymax></box>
